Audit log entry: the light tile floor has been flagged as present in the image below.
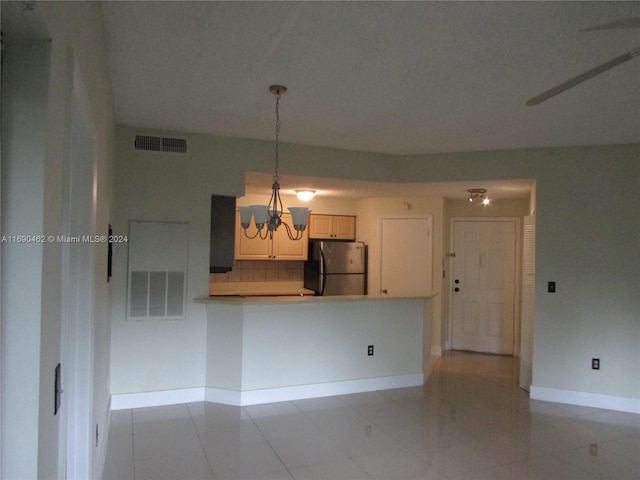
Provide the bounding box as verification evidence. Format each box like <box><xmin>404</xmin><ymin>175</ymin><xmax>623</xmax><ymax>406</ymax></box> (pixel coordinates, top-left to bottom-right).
<box><xmin>103</xmin><ymin>351</ymin><xmax>640</xmax><ymax>479</ymax></box>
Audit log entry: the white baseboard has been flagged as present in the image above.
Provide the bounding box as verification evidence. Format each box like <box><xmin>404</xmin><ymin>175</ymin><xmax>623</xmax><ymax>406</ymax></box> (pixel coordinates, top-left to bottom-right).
<box><xmin>430</xmin><ymin>345</ymin><xmax>442</xmax><ymax>357</ymax></box>
<box><xmin>207</xmin><ymin>373</ymin><xmax>424</xmax><ymax>406</ymax></box>
<box><xmin>111</xmin><ymin>374</ymin><xmax>424</xmax><ymax>410</ymax></box>
<box><xmin>111</xmin><ymin>387</ymin><xmax>205</xmax><ymax>410</ymax></box>
<box><xmin>530</xmin><ymin>385</ymin><xmax>640</xmax><ymax>415</ymax></box>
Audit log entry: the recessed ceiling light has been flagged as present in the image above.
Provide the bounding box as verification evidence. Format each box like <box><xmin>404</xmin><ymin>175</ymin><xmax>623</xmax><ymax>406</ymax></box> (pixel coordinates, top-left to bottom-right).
<box><xmin>295</xmin><ymin>190</ymin><xmax>315</xmax><ymax>201</ymax></box>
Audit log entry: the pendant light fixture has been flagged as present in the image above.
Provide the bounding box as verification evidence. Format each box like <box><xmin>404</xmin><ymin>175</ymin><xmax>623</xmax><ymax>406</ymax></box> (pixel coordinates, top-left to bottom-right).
<box><xmin>238</xmin><ymin>85</ymin><xmax>311</xmax><ymax>240</ymax></box>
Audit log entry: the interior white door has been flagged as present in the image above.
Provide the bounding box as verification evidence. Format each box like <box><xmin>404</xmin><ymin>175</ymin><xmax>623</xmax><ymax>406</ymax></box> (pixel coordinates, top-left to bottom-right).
<box><xmin>379</xmin><ymin>216</ymin><xmax>432</xmax><ymax>296</ymax></box>
<box><xmin>451</xmin><ymin>220</ymin><xmax>517</xmax><ymax>354</ymax></box>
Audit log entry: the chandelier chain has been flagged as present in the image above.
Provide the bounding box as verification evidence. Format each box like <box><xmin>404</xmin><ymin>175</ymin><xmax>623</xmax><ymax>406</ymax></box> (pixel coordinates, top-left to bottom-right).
<box><xmin>273</xmin><ymin>92</ymin><xmax>281</xmax><ymax>183</ymax></box>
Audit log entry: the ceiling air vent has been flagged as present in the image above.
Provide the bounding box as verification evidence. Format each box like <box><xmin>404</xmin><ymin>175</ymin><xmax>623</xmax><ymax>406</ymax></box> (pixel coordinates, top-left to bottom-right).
<box><xmin>134</xmin><ymin>134</ymin><xmax>188</xmax><ymax>154</ymax></box>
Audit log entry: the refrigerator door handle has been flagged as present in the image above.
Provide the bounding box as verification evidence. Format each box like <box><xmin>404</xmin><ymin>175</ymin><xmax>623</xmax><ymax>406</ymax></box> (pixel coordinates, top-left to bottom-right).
<box><xmin>320</xmin><ymin>246</ymin><xmax>327</xmax><ymax>296</ymax></box>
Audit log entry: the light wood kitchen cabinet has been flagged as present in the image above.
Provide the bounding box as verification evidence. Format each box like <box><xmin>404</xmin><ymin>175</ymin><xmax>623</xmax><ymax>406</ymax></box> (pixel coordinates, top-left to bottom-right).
<box><xmin>235</xmin><ymin>212</ymin><xmax>308</xmax><ymax>260</ymax></box>
<box><xmin>308</xmin><ymin>214</ymin><xmax>356</xmax><ymax>240</ymax></box>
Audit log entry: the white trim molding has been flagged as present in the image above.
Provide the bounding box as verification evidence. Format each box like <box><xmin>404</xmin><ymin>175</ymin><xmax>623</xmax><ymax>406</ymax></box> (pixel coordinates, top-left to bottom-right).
<box><xmin>111</xmin><ymin>374</ymin><xmax>424</xmax><ymax>410</ymax></box>
<box><xmin>111</xmin><ymin>388</ymin><xmax>205</xmax><ymax>410</ymax></box>
<box><xmin>530</xmin><ymin>385</ymin><xmax>640</xmax><ymax>415</ymax></box>
<box><xmin>207</xmin><ymin>374</ymin><xmax>424</xmax><ymax>406</ymax></box>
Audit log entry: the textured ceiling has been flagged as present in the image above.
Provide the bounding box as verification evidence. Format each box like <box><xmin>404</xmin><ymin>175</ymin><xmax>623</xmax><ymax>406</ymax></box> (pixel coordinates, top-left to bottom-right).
<box><xmin>8</xmin><ymin>2</ymin><xmax>636</xmax><ymax>200</ymax></box>
<box><xmin>101</xmin><ymin>1</ymin><xmax>640</xmax><ymax>157</ymax></box>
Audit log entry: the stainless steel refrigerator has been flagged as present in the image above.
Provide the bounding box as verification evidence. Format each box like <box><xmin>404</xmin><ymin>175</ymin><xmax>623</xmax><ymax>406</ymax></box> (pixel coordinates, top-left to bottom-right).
<box><xmin>304</xmin><ymin>241</ymin><xmax>367</xmax><ymax>295</ymax></box>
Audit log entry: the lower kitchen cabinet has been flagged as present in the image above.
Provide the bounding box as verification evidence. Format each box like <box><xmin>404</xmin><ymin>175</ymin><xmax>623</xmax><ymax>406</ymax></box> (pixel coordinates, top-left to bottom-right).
<box><xmin>235</xmin><ymin>212</ymin><xmax>308</xmax><ymax>260</ymax></box>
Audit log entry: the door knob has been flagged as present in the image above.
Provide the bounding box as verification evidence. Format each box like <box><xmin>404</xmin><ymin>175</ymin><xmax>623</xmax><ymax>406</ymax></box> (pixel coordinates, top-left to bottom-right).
<box><xmin>382</xmin><ymin>289</ymin><xmax>388</xmax><ymax>294</ymax></box>
<box><xmin>454</xmin><ymin>287</ymin><xmax>459</xmax><ymax>292</ymax></box>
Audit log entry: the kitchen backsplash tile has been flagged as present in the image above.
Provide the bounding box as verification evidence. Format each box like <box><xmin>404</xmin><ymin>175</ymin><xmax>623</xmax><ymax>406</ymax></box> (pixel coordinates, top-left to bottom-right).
<box><xmin>210</xmin><ymin>260</ymin><xmax>303</xmax><ymax>283</ymax></box>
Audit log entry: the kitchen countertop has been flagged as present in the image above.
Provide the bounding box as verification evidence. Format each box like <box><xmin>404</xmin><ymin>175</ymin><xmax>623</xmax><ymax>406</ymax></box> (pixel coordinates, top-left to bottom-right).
<box><xmin>195</xmin><ymin>292</ymin><xmax>438</xmax><ymax>305</ymax></box>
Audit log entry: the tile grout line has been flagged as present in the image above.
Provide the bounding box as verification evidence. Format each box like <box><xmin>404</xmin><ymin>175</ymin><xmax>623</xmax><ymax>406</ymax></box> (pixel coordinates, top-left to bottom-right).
<box><xmin>294</xmin><ymin>401</ymin><xmax>374</xmax><ymax>479</ymax></box>
<box><xmin>244</xmin><ymin>402</ymin><xmax>301</xmax><ymax>479</ymax></box>
<box><xmin>186</xmin><ymin>402</ymin><xmax>217</xmax><ymax>480</ymax></box>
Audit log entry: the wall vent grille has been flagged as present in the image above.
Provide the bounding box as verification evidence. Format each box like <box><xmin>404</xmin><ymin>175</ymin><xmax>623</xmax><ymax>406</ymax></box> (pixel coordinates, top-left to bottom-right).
<box><xmin>134</xmin><ymin>135</ymin><xmax>188</xmax><ymax>154</ymax></box>
<box><xmin>129</xmin><ymin>271</ymin><xmax>185</xmax><ymax>318</ymax></box>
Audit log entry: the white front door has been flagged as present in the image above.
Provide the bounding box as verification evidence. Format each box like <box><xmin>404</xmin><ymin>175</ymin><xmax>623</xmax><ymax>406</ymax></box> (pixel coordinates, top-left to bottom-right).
<box><xmin>451</xmin><ymin>220</ymin><xmax>517</xmax><ymax>354</ymax></box>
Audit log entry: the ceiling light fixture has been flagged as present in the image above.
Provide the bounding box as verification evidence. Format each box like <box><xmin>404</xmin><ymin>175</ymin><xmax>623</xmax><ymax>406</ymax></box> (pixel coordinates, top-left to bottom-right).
<box><xmin>295</xmin><ymin>190</ymin><xmax>315</xmax><ymax>201</ymax></box>
<box><xmin>238</xmin><ymin>85</ymin><xmax>311</xmax><ymax>241</ymax></box>
<box><xmin>468</xmin><ymin>188</ymin><xmax>491</xmax><ymax>205</ymax></box>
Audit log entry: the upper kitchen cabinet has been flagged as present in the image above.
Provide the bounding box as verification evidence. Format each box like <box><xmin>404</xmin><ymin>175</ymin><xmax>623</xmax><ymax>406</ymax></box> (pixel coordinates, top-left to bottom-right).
<box><xmin>235</xmin><ymin>212</ymin><xmax>308</xmax><ymax>260</ymax></box>
<box><xmin>308</xmin><ymin>214</ymin><xmax>356</xmax><ymax>240</ymax></box>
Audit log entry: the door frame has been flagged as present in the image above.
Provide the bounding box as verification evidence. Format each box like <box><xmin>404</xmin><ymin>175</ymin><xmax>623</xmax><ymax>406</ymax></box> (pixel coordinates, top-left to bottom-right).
<box><xmin>446</xmin><ymin>217</ymin><xmax>522</xmax><ymax>355</ymax></box>
<box><xmin>60</xmin><ymin>53</ymin><xmax>98</xmax><ymax>479</ymax></box>
<box><xmin>519</xmin><ymin>215</ymin><xmax>536</xmax><ymax>390</ymax></box>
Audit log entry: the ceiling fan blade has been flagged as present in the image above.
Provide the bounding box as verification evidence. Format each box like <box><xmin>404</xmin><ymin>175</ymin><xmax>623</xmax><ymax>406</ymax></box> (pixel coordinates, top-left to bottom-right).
<box><xmin>526</xmin><ymin>47</ymin><xmax>640</xmax><ymax>106</ymax></box>
<box><xmin>579</xmin><ymin>18</ymin><xmax>640</xmax><ymax>32</ymax></box>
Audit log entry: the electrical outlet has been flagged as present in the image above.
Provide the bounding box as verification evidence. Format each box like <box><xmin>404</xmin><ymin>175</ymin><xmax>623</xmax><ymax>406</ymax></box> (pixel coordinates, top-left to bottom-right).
<box><xmin>592</xmin><ymin>358</ymin><xmax>600</xmax><ymax>370</ymax></box>
<box><xmin>367</xmin><ymin>345</ymin><xmax>374</xmax><ymax>356</ymax></box>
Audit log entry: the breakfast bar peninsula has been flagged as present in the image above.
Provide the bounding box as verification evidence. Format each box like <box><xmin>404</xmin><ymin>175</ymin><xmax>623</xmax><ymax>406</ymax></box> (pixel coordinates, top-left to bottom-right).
<box><xmin>196</xmin><ymin>293</ymin><xmax>436</xmax><ymax>406</ymax></box>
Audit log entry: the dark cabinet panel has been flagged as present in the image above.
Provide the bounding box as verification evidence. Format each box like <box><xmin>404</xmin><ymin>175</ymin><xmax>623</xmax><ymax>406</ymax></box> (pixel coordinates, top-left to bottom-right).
<box><xmin>210</xmin><ymin>195</ymin><xmax>235</xmax><ymax>273</ymax></box>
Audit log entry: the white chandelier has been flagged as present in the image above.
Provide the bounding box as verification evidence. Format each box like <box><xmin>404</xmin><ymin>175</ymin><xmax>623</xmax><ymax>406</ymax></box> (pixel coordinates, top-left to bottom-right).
<box><xmin>238</xmin><ymin>85</ymin><xmax>311</xmax><ymax>241</ymax></box>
